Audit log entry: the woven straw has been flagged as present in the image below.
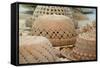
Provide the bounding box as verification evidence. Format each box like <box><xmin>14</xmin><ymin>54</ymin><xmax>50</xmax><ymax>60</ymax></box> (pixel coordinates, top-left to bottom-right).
<box><xmin>19</xmin><ymin>36</ymin><xmax>59</xmax><ymax>64</ymax></box>
<box><xmin>32</xmin><ymin>15</ymin><xmax>77</xmax><ymax>46</ymax></box>
<box><xmin>32</xmin><ymin>5</ymin><xmax>77</xmax><ymax>28</ymax></box>
<box><xmin>67</xmin><ymin>31</ymin><xmax>96</xmax><ymax>60</ymax></box>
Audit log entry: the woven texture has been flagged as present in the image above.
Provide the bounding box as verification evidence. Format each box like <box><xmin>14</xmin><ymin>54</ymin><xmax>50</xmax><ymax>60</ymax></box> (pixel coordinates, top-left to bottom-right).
<box><xmin>79</xmin><ymin>21</ymin><xmax>96</xmax><ymax>33</ymax></box>
<box><xmin>32</xmin><ymin>15</ymin><xmax>77</xmax><ymax>46</ymax></box>
<box><xmin>19</xmin><ymin>36</ymin><xmax>59</xmax><ymax>64</ymax></box>
<box><xmin>68</xmin><ymin>31</ymin><xmax>96</xmax><ymax>60</ymax></box>
<box><xmin>32</xmin><ymin>5</ymin><xmax>77</xmax><ymax>28</ymax></box>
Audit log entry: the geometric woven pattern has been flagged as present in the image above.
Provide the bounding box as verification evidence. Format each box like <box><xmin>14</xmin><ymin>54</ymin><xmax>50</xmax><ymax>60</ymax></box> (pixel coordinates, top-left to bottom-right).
<box><xmin>32</xmin><ymin>5</ymin><xmax>77</xmax><ymax>28</ymax></box>
<box><xmin>19</xmin><ymin>36</ymin><xmax>59</xmax><ymax>64</ymax></box>
<box><xmin>33</xmin><ymin>5</ymin><xmax>72</xmax><ymax>21</ymax></box>
<box><xmin>32</xmin><ymin>15</ymin><xmax>77</xmax><ymax>46</ymax></box>
<box><xmin>68</xmin><ymin>31</ymin><xmax>96</xmax><ymax>60</ymax></box>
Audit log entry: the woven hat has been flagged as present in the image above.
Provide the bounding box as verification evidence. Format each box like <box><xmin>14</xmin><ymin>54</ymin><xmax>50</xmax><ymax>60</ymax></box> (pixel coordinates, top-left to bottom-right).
<box><xmin>32</xmin><ymin>15</ymin><xmax>77</xmax><ymax>47</ymax></box>
<box><xmin>33</xmin><ymin>5</ymin><xmax>72</xmax><ymax>20</ymax></box>
<box><xmin>31</xmin><ymin>5</ymin><xmax>78</xmax><ymax>28</ymax></box>
<box><xmin>66</xmin><ymin>31</ymin><xmax>96</xmax><ymax>61</ymax></box>
<box><xmin>19</xmin><ymin>36</ymin><xmax>59</xmax><ymax>64</ymax></box>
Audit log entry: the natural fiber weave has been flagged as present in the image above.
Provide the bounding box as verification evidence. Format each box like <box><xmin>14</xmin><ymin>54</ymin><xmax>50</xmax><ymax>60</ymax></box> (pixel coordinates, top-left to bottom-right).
<box><xmin>68</xmin><ymin>31</ymin><xmax>96</xmax><ymax>60</ymax></box>
<box><xmin>32</xmin><ymin>15</ymin><xmax>77</xmax><ymax>46</ymax></box>
<box><xmin>33</xmin><ymin>5</ymin><xmax>72</xmax><ymax>21</ymax></box>
<box><xmin>32</xmin><ymin>5</ymin><xmax>77</xmax><ymax>28</ymax></box>
<box><xmin>19</xmin><ymin>36</ymin><xmax>59</xmax><ymax>64</ymax></box>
